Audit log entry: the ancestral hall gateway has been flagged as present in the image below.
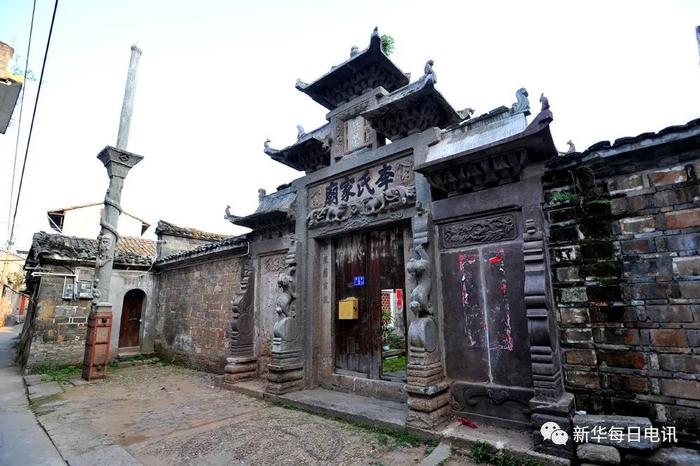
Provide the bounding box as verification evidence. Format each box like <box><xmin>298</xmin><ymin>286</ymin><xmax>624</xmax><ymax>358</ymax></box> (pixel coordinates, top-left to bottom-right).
<box><xmin>220</xmin><ymin>27</ymin><xmax>571</xmax><ymax>458</ymax></box>
<box><xmin>20</xmin><ymin>27</ymin><xmax>700</xmax><ymax>462</ymax></box>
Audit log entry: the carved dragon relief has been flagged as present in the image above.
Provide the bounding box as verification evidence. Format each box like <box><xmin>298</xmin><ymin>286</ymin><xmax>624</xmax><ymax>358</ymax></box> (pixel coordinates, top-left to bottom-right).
<box><xmin>441</xmin><ymin>215</ymin><xmax>517</xmax><ymax>248</ymax></box>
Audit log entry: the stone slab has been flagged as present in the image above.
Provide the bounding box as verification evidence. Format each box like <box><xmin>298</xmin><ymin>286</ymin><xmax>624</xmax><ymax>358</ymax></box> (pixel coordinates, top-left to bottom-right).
<box><xmin>277</xmin><ymin>387</ymin><xmax>408</xmax><ymax>432</ymax></box>
<box><xmin>66</xmin><ymin>444</ymin><xmax>140</xmax><ymax>466</ymax></box>
<box><xmin>624</xmin><ymin>447</ymin><xmax>700</xmax><ymax>466</ymax></box>
<box><xmin>577</xmin><ymin>443</ymin><xmax>621</xmax><ymax>464</ymax></box>
<box><xmin>27</xmin><ymin>381</ymin><xmax>63</xmax><ymax>402</ymax></box>
<box><xmin>69</xmin><ymin>378</ymin><xmax>89</xmax><ymax>386</ymax></box>
<box><xmin>23</xmin><ymin>374</ymin><xmax>46</xmax><ymax>386</ymax></box>
<box><xmin>441</xmin><ymin>421</ymin><xmax>570</xmax><ymax>466</ymax></box>
<box><xmin>0</xmin><ymin>325</ymin><xmax>65</xmax><ymax>466</ymax></box>
<box><xmin>419</xmin><ymin>441</ymin><xmax>451</xmax><ymax>466</ymax></box>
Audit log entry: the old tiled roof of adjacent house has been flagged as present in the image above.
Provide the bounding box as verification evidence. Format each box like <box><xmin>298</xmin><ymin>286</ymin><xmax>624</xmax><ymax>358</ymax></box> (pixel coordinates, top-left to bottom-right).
<box><xmin>155</xmin><ymin>220</ymin><xmax>229</xmax><ymax>242</ymax></box>
<box><xmin>154</xmin><ymin>234</ymin><xmax>248</xmax><ymax>266</ymax></box>
<box><xmin>26</xmin><ymin>231</ymin><xmax>156</xmax><ymax>267</ymax></box>
<box><xmin>559</xmin><ymin>117</ymin><xmax>700</xmax><ymax>158</ymax></box>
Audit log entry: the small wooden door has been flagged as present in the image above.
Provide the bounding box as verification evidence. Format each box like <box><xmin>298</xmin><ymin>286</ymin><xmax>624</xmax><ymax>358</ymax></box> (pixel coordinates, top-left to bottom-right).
<box><xmin>334</xmin><ymin>226</ymin><xmax>405</xmax><ymax>379</ymax></box>
<box><xmin>119</xmin><ymin>289</ymin><xmax>145</xmax><ymax>348</ymax></box>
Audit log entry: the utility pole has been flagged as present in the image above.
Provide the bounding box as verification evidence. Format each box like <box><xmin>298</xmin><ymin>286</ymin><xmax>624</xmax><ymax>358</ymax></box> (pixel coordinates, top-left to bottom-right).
<box><xmin>82</xmin><ymin>45</ymin><xmax>144</xmax><ymax>381</ymax></box>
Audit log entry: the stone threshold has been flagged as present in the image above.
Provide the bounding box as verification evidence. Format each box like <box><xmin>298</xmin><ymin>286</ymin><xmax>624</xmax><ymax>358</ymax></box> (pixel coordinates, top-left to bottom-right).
<box><xmin>226</xmin><ymin>380</ymin><xmax>570</xmax><ymax>466</ymax></box>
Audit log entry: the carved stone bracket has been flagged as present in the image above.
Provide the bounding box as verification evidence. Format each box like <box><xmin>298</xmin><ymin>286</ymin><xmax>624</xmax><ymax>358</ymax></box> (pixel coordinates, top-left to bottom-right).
<box><xmin>266</xmin><ymin>235</ymin><xmax>304</xmax><ymax>394</ymax></box>
<box><xmin>523</xmin><ymin>218</ymin><xmax>574</xmax><ymax>458</ymax></box>
<box><xmin>224</xmin><ymin>261</ymin><xmax>257</xmax><ymax>388</ymax></box>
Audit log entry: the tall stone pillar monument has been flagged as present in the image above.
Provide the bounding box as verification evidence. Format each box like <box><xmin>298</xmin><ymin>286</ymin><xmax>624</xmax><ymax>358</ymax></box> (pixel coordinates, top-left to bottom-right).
<box><xmin>82</xmin><ymin>45</ymin><xmax>144</xmax><ymax>380</ymax></box>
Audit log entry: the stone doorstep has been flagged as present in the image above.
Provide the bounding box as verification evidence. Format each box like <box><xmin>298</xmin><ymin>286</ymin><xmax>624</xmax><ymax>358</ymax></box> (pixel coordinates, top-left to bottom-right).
<box><xmin>225</xmin><ymin>381</ymin><xmax>571</xmax><ymax>466</ymax></box>
<box><xmin>26</xmin><ymin>381</ymin><xmax>63</xmax><ymax>403</ymax></box>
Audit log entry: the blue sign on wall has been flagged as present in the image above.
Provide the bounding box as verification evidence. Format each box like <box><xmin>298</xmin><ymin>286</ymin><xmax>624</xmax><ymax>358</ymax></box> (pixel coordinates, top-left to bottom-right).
<box><xmin>353</xmin><ymin>275</ymin><xmax>365</xmax><ymax>287</ymax></box>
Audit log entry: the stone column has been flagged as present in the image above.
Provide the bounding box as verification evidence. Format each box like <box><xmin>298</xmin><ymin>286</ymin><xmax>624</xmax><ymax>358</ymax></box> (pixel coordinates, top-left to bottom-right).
<box><xmin>405</xmin><ymin>209</ymin><xmax>450</xmax><ymax>430</ymax></box>
<box><xmin>266</xmin><ymin>236</ymin><xmax>304</xmax><ymax>394</ymax></box>
<box><xmin>523</xmin><ymin>217</ymin><xmax>574</xmax><ymax>459</ymax></box>
<box><xmin>82</xmin><ymin>146</ymin><xmax>143</xmax><ymax>380</ymax></box>
<box><xmin>223</xmin><ymin>261</ymin><xmax>258</xmax><ymax>387</ymax></box>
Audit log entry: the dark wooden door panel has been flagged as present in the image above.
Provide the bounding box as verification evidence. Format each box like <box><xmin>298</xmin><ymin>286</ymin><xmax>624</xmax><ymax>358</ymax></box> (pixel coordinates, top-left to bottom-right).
<box><xmin>334</xmin><ymin>233</ymin><xmax>370</xmax><ymax>374</ymax></box>
<box><xmin>334</xmin><ymin>225</ymin><xmax>405</xmax><ymax>378</ymax></box>
<box><xmin>119</xmin><ymin>290</ymin><xmax>144</xmax><ymax>348</ymax></box>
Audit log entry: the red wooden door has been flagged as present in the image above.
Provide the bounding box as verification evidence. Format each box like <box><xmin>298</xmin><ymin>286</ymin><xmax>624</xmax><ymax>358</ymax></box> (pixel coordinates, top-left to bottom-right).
<box><xmin>119</xmin><ymin>289</ymin><xmax>144</xmax><ymax>348</ymax></box>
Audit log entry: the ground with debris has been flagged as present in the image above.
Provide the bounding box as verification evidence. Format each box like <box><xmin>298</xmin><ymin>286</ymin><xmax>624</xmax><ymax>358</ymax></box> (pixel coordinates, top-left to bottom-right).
<box><xmin>31</xmin><ymin>363</ymin><xmax>475</xmax><ymax>465</ymax></box>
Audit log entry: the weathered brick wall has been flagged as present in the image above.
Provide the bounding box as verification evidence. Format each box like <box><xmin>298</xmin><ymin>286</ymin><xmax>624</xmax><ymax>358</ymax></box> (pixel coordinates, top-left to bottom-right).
<box><xmin>545</xmin><ymin>148</ymin><xmax>700</xmax><ymax>445</ymax></box>
<box><xmin>21</xmin><ymin>266</ymin><xmax>91</xmax><ymax>370</ymax></box>
<box><xmin>154</xmin><ymin>256</ymin><xmax>244</xmax><ymax>373</ymax></box>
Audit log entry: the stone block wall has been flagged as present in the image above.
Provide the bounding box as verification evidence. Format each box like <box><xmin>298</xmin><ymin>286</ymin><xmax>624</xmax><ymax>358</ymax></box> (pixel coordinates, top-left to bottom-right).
<box><xmin>545</xmin><ymin>147</ymin><xmax>700</xmax><ymax>446</ymax></box>
<box><xmin>21</xmin><ymin>266</ymin><xmax>92</xmax><ymax>370</ymax></box>
<box><xmin>154</xmin><ymin>256</ymin><xmax>244</xmax><ymax>373</ymax></box>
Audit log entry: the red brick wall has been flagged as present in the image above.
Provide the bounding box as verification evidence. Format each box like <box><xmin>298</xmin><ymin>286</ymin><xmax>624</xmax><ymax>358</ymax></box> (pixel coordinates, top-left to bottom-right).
<box><xmin>545</xmin><ymin>148</ymin><xmax>700</xmax><ymax>446</ymax></box>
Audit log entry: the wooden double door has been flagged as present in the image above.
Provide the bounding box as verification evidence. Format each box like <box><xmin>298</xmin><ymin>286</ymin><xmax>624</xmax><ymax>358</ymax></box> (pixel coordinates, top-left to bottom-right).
<box><xmin>333</xmin><ymin>226</ymin><xmax>405</xmax><ymax>379</ymax></box>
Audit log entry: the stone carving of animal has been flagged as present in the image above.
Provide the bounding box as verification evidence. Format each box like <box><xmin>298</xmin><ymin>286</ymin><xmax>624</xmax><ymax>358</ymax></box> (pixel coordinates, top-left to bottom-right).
<box><xmin>511</xmin><ymin>88</ymin><xmax>530</xmax><ymax>114</ymax></box>
<box><xmin>275</xmin><ymin>271</ymin><xmax>296</xmax><ymax>318</ymax></box>
<box><xmin>406</xmin><ymin>244</ymin><xmax>432</xmax><ymax>317</ymax></box>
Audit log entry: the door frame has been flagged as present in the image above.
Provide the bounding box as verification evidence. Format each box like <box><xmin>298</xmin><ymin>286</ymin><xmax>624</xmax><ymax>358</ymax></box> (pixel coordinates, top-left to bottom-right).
<box><xmin>118</xmin><ymin>288</ymin><xmax>146</xmax><ymax>350</ymax></box>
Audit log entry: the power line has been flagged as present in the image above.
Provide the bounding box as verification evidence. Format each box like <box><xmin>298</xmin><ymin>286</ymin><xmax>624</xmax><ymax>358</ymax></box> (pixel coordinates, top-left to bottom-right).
<box><xmin>5</xmin><ymin>0</ymin><xmax>36</xmax><ymax>247</ymax></box>
<box><xmin>9</xmin><ymin>0</ymin><xmax>59</xmax><ymax>248</ymax></box>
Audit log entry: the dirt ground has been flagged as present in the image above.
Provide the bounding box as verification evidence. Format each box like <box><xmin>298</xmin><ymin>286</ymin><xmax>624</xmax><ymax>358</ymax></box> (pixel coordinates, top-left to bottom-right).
<box><xmin>35</xmin><ymin>364</ymin><xmax>474</xmax><ymax>465</ymax></box>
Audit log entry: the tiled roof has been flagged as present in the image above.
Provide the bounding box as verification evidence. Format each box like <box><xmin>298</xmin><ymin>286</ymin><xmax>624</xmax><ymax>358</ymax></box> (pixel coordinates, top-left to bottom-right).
<box><xmin>154</xmin><ymin>235</ymin><xmax>248</xmax><ymax>265</ymax></box>
<box><xmin>27</xmin><ymin>232</ymin><xmax>155</xmax><ymax>267</ymax></box>
<box><xmin>116</xmin><ymin>236</ymin><xmax>157</xmax><ymax>257</ymax></box>
<box><xmin>561</xmin><ymin>117</ymin><xmax>700</xmax><ymax>158</ymax></box>
<box><xmin>155</xmin><ymin>220</ymin><xmax>229</xmax><ymax>242</ymax></box>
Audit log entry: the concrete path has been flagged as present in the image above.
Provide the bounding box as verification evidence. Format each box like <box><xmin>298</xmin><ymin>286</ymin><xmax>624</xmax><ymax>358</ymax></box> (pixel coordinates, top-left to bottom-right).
<box><xmin>0</xmin><ymin>324</ymin><xmax>65</xmax><ymax>465</ymax></box>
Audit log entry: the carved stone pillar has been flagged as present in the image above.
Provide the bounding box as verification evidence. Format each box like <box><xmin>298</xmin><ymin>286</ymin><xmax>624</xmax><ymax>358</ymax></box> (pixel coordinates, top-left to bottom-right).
<box><xmin>224</xmin><ymin>261</ymin><xmax>257</xmax><ymax>388</ymax></box>
<box><xmin>523</xmin><ymin>218</ymin><xmax>574</xmax><ymax>458</ymax></box>
<box><xmin>82</xmin><ymin>146</ymin><xmax>142</xmax><ymax>381</ymax></box>
<box><xmin>405</xmin><ymin>221</ymin><xmax>450</xmax><ymax>430</ymax></box>
<box><xmin>266</xmin><ymin>236</ymin><xmax>303</xmax><ymax>394</ymax></box>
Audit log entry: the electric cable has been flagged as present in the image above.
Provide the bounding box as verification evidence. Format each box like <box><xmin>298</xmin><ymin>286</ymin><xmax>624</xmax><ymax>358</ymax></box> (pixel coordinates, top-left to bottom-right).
<box><xmin>8</xmin><ymin>0</ymin><xmax>59</xmax><ymax>248</ymax></box>
<box><xmin>5</xmin><ymin>0</ymin><xmax>37</xmax><ymax>248</ymax></box>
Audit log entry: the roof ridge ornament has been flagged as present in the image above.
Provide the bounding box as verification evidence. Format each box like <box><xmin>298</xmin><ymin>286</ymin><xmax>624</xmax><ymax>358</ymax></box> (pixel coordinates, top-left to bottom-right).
<box><xmin>424</xmin><ymin>59</ymin><xmax>437</xmax><ymax>84</ymax></box>
<box><xmin>540</xmin><ymin>93</ymin><xmax>550</xmax><ymax>112</ymax></box>
<box><xmin>263</xmin><ymin>139</ymin><xmax>279</xmax><ymax>155</ymax></box>
<box><xmin>295</xmin><ymin>79</ymin><xmax>309</xmax><ymax>90</ymax></box>
<box><xmin>296</xmin><ymin>125</ymin><xmax>306</xmax><ymax>141</ymax></box>
<box><xmin>511</xmin><ymin>88</ymin><xmax>530</xmax><ymax>116</ymax></box>
<box><xmin>566</xmin><ymin>140</ymin><xmax>576</xmax><ymax>153</ymax></box>
<box><xmin>350</xmin><ymin>46</ymin><xmax>359</xmax><ymax>57</ymax></box>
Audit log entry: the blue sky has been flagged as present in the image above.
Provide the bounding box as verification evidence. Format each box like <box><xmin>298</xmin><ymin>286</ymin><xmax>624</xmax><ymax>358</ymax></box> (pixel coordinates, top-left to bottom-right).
<box><xmin>1</xmin><ymin>0</ymin><xmax>699</xmax><ymax>249</ymax></box>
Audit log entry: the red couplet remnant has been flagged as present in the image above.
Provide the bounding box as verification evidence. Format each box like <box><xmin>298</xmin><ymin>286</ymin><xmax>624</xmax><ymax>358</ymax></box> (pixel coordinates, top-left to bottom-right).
<box><xmin>499</xmin><ymin>282</ymin><xmax>508</xmax><ymax>295</ymax></box>
<box><xmin>467</xmin><ymin>255</ymin><xmax>477</xmax><ymax>264</ymax></box>
<box><xmin>457</xmin><ymin>417</ymin><xmax>478</xmax><ymax>429</ymax></box>
<box><xmin>488</xmin><ymin>255</ymin><xmax>503</xmax><ymax>264</ymax></box>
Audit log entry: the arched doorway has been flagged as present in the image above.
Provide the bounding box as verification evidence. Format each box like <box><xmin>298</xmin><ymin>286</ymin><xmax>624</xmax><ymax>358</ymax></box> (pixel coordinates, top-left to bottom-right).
<box><xmin>119</xmin><ymin>289</ymin><xmax>145</xmax><ymax>349</ymax></box>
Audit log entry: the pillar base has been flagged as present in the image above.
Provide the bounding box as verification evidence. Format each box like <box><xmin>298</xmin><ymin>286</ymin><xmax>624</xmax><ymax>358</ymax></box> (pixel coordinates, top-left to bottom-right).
<box><xmin>266</xmin><ymin>349</ymin><xmax>303</xmax><ymax>394</ymax></box>
<box><xmin>82</xmin><ymin>306</ymin><xmax>113</xmax><ymax>381</ymax></box>
<box><xmin>530</xmin><ymin>392</ymin><xmax>575</xmax><ymax>459</ymax></box>
<box><xmin>223</xmin><ymin>356</ymin><xmax>258</xmax><ymax>389</ymax></box>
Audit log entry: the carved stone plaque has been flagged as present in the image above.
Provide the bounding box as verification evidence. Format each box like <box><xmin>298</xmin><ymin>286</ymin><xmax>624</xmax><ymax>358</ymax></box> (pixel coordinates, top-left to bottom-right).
<box><xmin>306</xmin><ymin>155</ymin><xmax>415</xmax><ymax>229</ymax></box>
<box><xmin>441</xmin><ymin>214</ymin><xmax>517</xmax><ymax>249</ymax></box>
